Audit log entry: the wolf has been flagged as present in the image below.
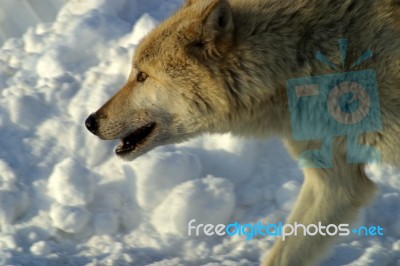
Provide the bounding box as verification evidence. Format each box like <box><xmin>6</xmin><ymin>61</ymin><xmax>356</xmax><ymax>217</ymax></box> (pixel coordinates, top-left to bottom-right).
<box><xmin>85</xmin><ymin>0</ymin><xmax>400</xmax><ymax>265</ymax></box>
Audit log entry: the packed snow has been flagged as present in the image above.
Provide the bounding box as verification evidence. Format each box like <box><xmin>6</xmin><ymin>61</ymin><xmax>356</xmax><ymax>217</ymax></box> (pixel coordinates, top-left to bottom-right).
<box><xmin>0</xmin><ymin>0</ymin><xmax>399</xmax><ymax>265</ymax></box>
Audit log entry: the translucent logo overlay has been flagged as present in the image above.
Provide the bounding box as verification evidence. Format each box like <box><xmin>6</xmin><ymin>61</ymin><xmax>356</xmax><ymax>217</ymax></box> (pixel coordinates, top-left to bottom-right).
<box><xmin>286</xmin><ymin>39</ymin><xmax>382</xmax><ymax>168</ymax></box>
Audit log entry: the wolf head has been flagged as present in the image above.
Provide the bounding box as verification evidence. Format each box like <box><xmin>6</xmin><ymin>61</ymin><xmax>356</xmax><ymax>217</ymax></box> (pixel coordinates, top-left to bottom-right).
<box><xmin>84</xmin><ymin>0</ymin><xmax>236</xmax><ymax>160</ymax></box>
<box><xmin>85</xmin><ymin>0</ymin><xmax>277</xmax><ymax>160</ymax></box>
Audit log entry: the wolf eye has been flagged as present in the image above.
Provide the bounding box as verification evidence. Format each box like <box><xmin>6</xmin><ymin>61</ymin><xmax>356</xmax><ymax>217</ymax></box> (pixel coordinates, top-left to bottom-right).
<box><xmin>136</xmin><ymin>71</ymin><xmax>148</xmax><ymax>82</ymax></box>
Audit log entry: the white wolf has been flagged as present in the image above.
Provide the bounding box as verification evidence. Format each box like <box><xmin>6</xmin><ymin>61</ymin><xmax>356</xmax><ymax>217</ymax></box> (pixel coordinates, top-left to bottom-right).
<box><xmin>86</xmin><ymin>0</ymin><xmax>400</xmax><ymax>265</ymax></box>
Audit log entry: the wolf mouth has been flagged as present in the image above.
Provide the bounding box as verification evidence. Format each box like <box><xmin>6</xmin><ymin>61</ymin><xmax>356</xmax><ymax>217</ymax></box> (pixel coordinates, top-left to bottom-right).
<box><xmin>115</xmin><ymin>122</ymin><xmax>156</xmax><ymax>156</ymax></box>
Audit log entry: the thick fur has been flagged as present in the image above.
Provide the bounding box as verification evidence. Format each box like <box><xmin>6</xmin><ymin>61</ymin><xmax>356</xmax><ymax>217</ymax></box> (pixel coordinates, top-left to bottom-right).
<box><xmin>88</xmin><ymin>0</ymin><xmax>400</xmax><ymax>265</ymax></box>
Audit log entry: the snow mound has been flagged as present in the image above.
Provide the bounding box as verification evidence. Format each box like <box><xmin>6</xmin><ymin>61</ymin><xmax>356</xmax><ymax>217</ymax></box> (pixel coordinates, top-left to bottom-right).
<box><xmin>151</xmin><ymin>176</ymin><xmax>235</xmax><ymax>236</ymax></box>
<box><xmin>133</xmin><ymin>151</ymin><xmax>203</xmax><ymax>210</ymax></box>
<box><xmin>48</xmin><ymin>158</ymin><xmax>95</xmax><ymax>206</ymax></box>
<box><xmin>50</xmin><ymin>203</ymin><xmax>90</xmax><ymax>234</ymax></box>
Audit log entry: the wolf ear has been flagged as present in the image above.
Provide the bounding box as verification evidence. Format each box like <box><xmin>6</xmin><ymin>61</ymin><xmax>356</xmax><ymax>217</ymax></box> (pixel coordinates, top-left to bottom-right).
<box><xmin>201</xmin><ymin>0</ymin><xmax>234</xmax><ymax>42</ymax></box>
<box><xmin>184</xmin><ymin>0</ymin><xmax>233</xmax><ymax>57</ymax></box>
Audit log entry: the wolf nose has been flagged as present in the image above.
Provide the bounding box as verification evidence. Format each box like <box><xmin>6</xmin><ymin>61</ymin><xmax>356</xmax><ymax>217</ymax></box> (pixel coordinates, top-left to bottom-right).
<box><xmin>85</xmin><ymin>113</ymin><xmax>99</xmax><ymax>134</ymax></box>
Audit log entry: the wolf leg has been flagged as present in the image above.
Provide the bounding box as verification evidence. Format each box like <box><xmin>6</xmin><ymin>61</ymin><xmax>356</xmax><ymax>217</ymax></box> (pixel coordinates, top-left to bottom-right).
<box><xmin>262</xmin><ymin>140</ymin><xmax>377</xmax><ymax>266</ymax></box>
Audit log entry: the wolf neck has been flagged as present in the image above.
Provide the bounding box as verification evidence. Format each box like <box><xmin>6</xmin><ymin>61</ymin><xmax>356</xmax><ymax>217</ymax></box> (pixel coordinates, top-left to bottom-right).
<box><xmin>229</xmin><ymin>0</ymin><xmax>360</xmax><ymax>83</ymax></box>
<box><xmin>223</xmin><ymin>0</ymin><xmax>384</xmax><ymax>137</ymax></box>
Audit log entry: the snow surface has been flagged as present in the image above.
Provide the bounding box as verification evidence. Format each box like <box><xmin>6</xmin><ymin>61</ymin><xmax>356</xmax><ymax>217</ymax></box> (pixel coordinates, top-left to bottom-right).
<box><xmin>0</xmin><ymin>0</ymin><xmax>66</xmax><ymax>45</ymax></box>
<box><xmin>0</xmin><ymin>0</ymin><xmax>399</xmax><ymax>265</ymax></box>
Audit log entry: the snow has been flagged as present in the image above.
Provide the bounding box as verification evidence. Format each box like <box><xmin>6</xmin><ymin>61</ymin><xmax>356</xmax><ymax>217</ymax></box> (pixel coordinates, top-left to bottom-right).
<box><xmin>50</xmin><ymin>203</ymin><xmax>91</xmax><ymax>234</ymax></box>
<box><xmin>48</xmin><ymin>158</ymin><xmax>95</xmax><ymax>206</ymax></box>
<box><xmin>151</xmin><ymin>176</ymin><xmax>236</xmax><ymax>236</ymax></box>
<box><xmin>274</xmin><ymin>181</ymin><xmax>301</xmax><ymax>212</ymax></box>
<box><xmin>0</xmin><ymin>0</ymin><xmax>66</xmax><ymax>45</ymax></box>
<box><xmin>0</xmin><ymin>0</ymin><xmax>399</xmax><ymax>265</ymax></box>
<box><xmin>30</xmin><ymin>240</ymin><xmax>52</xmax><ymax>256</ymax></box>
<box><xmin>132</xmin><ymin>151</ymin><xmax>203</xmax><ymax>210</ymax></box>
